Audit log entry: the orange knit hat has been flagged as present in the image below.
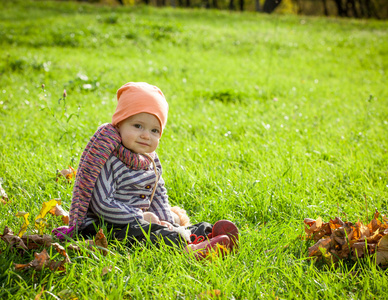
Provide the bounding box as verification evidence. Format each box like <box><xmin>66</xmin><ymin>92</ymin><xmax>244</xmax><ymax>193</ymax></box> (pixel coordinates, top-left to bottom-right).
<box><xmin>112</xmin><ymin>82</ymin><xmax>168</xmax><ymax>133</ymax></box>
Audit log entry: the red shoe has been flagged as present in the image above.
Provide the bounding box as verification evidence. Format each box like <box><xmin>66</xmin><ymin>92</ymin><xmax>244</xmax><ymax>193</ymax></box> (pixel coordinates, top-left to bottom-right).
<box><xmin>208</xmin><ymin>220</ymin><xmax>239</xmax><ymax>248</ymax></box>
<box><xmin>185</xmin><ymin>235</ymin><xmax>231</xmax><ymax>260</ymax></box>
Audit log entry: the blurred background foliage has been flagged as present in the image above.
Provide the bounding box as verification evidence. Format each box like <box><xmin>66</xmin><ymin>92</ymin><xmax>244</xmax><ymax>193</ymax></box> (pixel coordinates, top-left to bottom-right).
<box><xmin>76</xmin><ymin>0</ymin><xmax>387</xmax><ymax>18</ymax></box>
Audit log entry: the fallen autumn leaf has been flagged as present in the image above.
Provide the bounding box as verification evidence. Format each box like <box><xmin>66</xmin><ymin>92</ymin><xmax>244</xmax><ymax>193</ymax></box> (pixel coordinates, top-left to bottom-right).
<box><xmin>0</xmin><ymin>182</ymin><xmax>8</xmax><ymax>204</ymax></box>
<box><xmin>49</xmin><ymin>204</ymin><xmax>69</xmax><ymax>225</ymax></box>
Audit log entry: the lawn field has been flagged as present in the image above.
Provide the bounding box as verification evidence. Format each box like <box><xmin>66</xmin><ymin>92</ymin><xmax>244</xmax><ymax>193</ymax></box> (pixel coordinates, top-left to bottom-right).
<box><xmin>0</xmin><ymin>0</ymin><xmax>388</xmax><ymax>298</ymax></box>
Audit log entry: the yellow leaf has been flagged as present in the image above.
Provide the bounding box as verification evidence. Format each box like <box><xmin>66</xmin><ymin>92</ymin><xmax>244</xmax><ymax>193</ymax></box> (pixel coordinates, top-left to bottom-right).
<box><xmin>16</xmin><ymin>212</ymin><xmax>30</xmax><ymax>237</ymax></box>
<box><xmin>35</xmin><ymin>199</ymin><xmax>61</xmax><ymax>232</ymax></box>
<box><xmin>57</xmin><ymin>289</ymin><xmax>78</xmax><ymax>300</ymax></box>
<box><xmin>205</xmin><ymin>244</ymin><xmax>229</xmax><ymax>261</ymax></box>
<box><xmin>35</xmin><ymin>218</ymin><xmax>48</xmax><ymax>235</ymax></box>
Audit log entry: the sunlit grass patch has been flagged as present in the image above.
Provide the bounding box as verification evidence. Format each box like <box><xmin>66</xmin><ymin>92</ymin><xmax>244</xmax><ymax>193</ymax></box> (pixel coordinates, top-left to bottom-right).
<box><xmin>0</xmin><ymin>0</ymin><xmax>387</xmax><ymax>298</ymax></box>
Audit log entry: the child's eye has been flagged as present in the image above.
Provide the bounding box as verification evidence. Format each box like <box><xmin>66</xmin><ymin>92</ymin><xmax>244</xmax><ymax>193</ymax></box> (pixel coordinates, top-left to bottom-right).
<box><xmin>134</xmin><ymin>124</ymin><xmax>142</xmax><ymax>129</ymax></box>
<box><xmin>151</xmin><ymin>129</ymin><xmax>160</xmax><ymax>134</ymax></box>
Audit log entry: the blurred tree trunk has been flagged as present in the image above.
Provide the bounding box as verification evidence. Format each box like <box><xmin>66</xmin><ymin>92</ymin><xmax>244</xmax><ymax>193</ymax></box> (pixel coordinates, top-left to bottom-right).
<box><xmin>321</xmin><ymin>0</ymin><xmax>329</xmax><ymax>15</ymax></box>
<box><xmin>116</xmin><ymin>0</ymin><xmax>124</xmax><ymax>4</ymax></box>
<box><xmin>364</xmin><ymin>0</ymin><xmax>380</xmax><ymax>18</ymax></box>
<box><xmin>255</xmin><ymin>0</ymin><xmax>261</xmax><ymax>11</ymax></box>
<box><xmin>229</xmin><ymin>0</ymin><xmax>235</xmax><ymax>10</ymax></box>
<box><xmin>346</xmin><ymin>0</ymin><xmax>359</xmax><ymax>17</ymax></box>
<box><xmin>293</xmin><ymin>0</ymin><xmax>303</xmax><ymax>14</ymax></box>
<box><xmin>263</xmin><ymin>0</ymin><xmax>282</xmax><ymax>13</ymax></box>
<box><xmin>171</xmin><ymin>0</ymin><xmax>176</xmax><ymax>7</ymax></box>
<box><xmin>186</xmin><ymin>0</ymin><xmax>191</xmax><ymax>6</ymax></box>
<box><xmin>334</xmin><ymin>0</ymin><xmax>347</xmax><ymax>16</ymax></box>
<box><xmin>213</xmin><ymin>0</ymin><xmax>218</xmax><ymax>8</ymax></box>
<box><xmin>239</xmin><ymin>0</ymin><xmax>244</xmax><ymax>10</ymax></box>
<box><xmin>358</xmin><ymin>0</ymin><xmax>367</xmax><ymax>17</ymax></box>
<box><xmin>203</xmin><ymin>0</ymin><xmax>210</xmax><ymax>8</ymax></box>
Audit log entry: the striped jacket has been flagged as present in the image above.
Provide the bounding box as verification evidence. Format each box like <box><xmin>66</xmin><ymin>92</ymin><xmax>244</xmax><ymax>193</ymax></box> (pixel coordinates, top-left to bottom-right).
<box><xmin>83</xmin><ymin>152</ymin><xmax>174</xmax><ymax>228</ymax></box>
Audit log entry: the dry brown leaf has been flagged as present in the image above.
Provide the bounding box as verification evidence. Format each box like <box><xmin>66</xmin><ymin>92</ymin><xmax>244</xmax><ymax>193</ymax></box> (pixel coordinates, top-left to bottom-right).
<box><xmin>0</xmin><ymin>182</ymin><xmax>9</xmax><ymax>204</ymax></box>
<box><xmin>308</xmin><ymin>237</ymin><xmax>333</xmax><ymax>257</ymax></box>
<box><xmin>52</xmin><ymin>243</ymin><xmax>67</xmax><ymax>257</ymax></box>
<box><xmin>352</xmin><ymin>242</ymin><xmax>367</xmax><ymax>258</ymax></box>
<box><xmin>314</xmin><ymin>223</ymin><xmax>331</xmax><ymax>241</ymax></box>
<box><xmin>101</xmin><ymin>266</ymin><xmax>113</xmax><ymax>276</ymax></box>
<box><xmin>34</xmin><ymin>287</ymin><xmax>44</xmax><ymax>300</ymax></box>
<box><xmin>329</xmin><ymin>225</ymin><xmax>354</xmax><ymax>260</ymax></box>
<box><xmin>337</xmin><ymin>243</ymin><xmax>351</xmax><ymax>259</ymax></box>
<box><xmin>95</xmin><ymin>228</ymin><xmax>108</xmax><ymax>256</ymax></box>
<box><xmin>376</xmin><ymin>235</ymin><xmax>388</xmax><ymax>266</ymax></box>
<box><xmin>14</xmin><ymin>249</ymin><xmax>51</xmax><ymax>271</ymax></box>
<box><xmin>49</xmin><ymin>204</ymin><xmax>69</xmax><ymax>225</ymax></box>
<box><xmin>329</xmin><ymin>217</ymin><xmax>345</xmax><ymax>231</ymax></box>
<box><xmin>310</xmin><ymin>217</ymin><xmax>322</xmax><ymax>231</ymax></box>
<box><xmin>21</xmin><ymin>234</ymin><xmax>53</xmax><ymax>250</ymax></box>
<box><xmin>14</xmin><ymin>243</ymin><xmax>71</xmax><ymax>272</ymax></box>
<box><xmin>56</xmin><ymin>166</ymin><xmax>77</xmax><ymax>183</ymax></box>
<box><xmin>66</xmin><ymin>239</ymin><xmax>95</xmax><ymax>252</ymax></box>
<box><xmin>383</xmin><ymin>215</ymin><xmax>388</xmax><ymax>225</ymax></box>
<box><xmin>351</xmin><ymin>242</ymin><xmax>376</xmax><ymax>259</ymax></box>
<box><xmin>360</xmin><ymin>230</ymin><xmax>381</xmax><ymax>244</ymax></box>
<box><xmin>304</xmin><ymin>218</ymin><xmax>316</xmax><ymax>227</ymax></box>
<box><xmin>304</xmin><ymin>217</ymin><xmax>331</xmax><ymax>241</ymax></box>
<box><xmin>353</xmin><ymin>221</ymin><xmax>370</xmax><ymax>240</ymax></box>
<box><xmin>65</xmin><ymin>243</ymin><xmax>82</xmax><ymax>252</ymax></box>
<box><xmin>0</xmin><ymin>226</ymin><xmax>28</xmax><ymax>251</ymax></box>
<box><xmin>367</xmin><ymin>209</ymin><xmax>387</xmax><ymax>233</ymax></box>
<box><xmin>49</xmin><ymin>243</ymin><xmax>71</xmax><ymax>271</ymax></box>
<box><xmin>331</xmin><ymin>224</ymin><xmax>354</xmax><ymax>246</ymax></box>
<box><xmin>65</xmin><ymin>230</ymin><xmax>108</xmax><ymax>256</ymax></box>
<box><xmin>198</xmin><ymin>289</ymin><xmax>221</xmax><ymax>299</ymax></box>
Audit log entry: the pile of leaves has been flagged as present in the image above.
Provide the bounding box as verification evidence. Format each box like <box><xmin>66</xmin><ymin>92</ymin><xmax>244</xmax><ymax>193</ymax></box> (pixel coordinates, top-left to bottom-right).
<box><xmin>304</xmin><ymin>210</ymin><xmax>388</xmax><ymax>267</ymax></box>
<box><xmin>1</xmin><ymin>225</ymin><xmax>108</xmax><ymax>272</ymax></box>
<box><xmin>1</xmin><ymin>173</ymin><xmax>109</xmax><ymax>273</ymax></box>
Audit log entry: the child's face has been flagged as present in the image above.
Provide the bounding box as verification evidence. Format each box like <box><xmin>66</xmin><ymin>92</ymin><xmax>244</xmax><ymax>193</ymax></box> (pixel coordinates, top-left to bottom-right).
<box><xmin>117</xmin><ymin>113</ymin><xmax>161</xmax><ymax>154</ymax></box>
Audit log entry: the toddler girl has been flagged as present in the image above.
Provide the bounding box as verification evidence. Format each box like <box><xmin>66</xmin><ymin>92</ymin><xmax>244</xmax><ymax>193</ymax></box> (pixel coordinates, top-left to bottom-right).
<box><xmin>54</xmin><ymin>82</ymin><xmax>238</xmax><ymax>259</ymax></box>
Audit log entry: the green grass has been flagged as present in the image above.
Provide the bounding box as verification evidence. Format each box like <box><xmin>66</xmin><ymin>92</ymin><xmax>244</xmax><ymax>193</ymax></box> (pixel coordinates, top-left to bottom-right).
<box><xmin>1</xmin><ymin>0</ymin><xmax>388</xmax><ymax>298</ymax></box>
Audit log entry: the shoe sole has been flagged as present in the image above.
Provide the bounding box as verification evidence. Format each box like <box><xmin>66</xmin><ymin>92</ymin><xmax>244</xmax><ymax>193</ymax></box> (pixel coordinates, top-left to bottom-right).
<box><xmin>212</xmin><ymin>220</ymin><xmax>239</xmax><ymax>248</ymax></box>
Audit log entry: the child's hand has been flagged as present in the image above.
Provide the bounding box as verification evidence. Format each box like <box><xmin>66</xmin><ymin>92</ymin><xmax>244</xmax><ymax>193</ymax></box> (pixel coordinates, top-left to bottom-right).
<box><xmin>160</xmin><ymin>221</ymin><xmax>174</xmax><ymax>230</ymax></box>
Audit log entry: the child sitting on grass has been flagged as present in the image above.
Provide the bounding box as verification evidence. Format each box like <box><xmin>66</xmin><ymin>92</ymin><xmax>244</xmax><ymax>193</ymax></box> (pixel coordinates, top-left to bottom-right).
<box><xmin>53</xmin><ymin>82</ymin><xmax>238</xmax><ymax>259</ymax></box>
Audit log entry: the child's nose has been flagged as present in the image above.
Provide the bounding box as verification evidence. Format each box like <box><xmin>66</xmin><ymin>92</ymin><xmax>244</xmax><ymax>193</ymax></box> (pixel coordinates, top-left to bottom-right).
<box><xmin>141</xmin><ymin>130</ymin><xmax>150</xmax><ymax>139</ymax></box>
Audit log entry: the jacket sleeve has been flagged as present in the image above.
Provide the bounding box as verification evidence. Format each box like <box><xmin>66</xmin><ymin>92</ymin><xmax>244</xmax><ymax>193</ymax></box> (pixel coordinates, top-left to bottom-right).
<box><xmin>148</xmin><ymin>155</ymin><xmax>174</xmax><ymax>224</ymax></box>
<box><xmin>89</xmin><ymin>157</ymin><xmax>144</xmax><ymax>224</ymax></box>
